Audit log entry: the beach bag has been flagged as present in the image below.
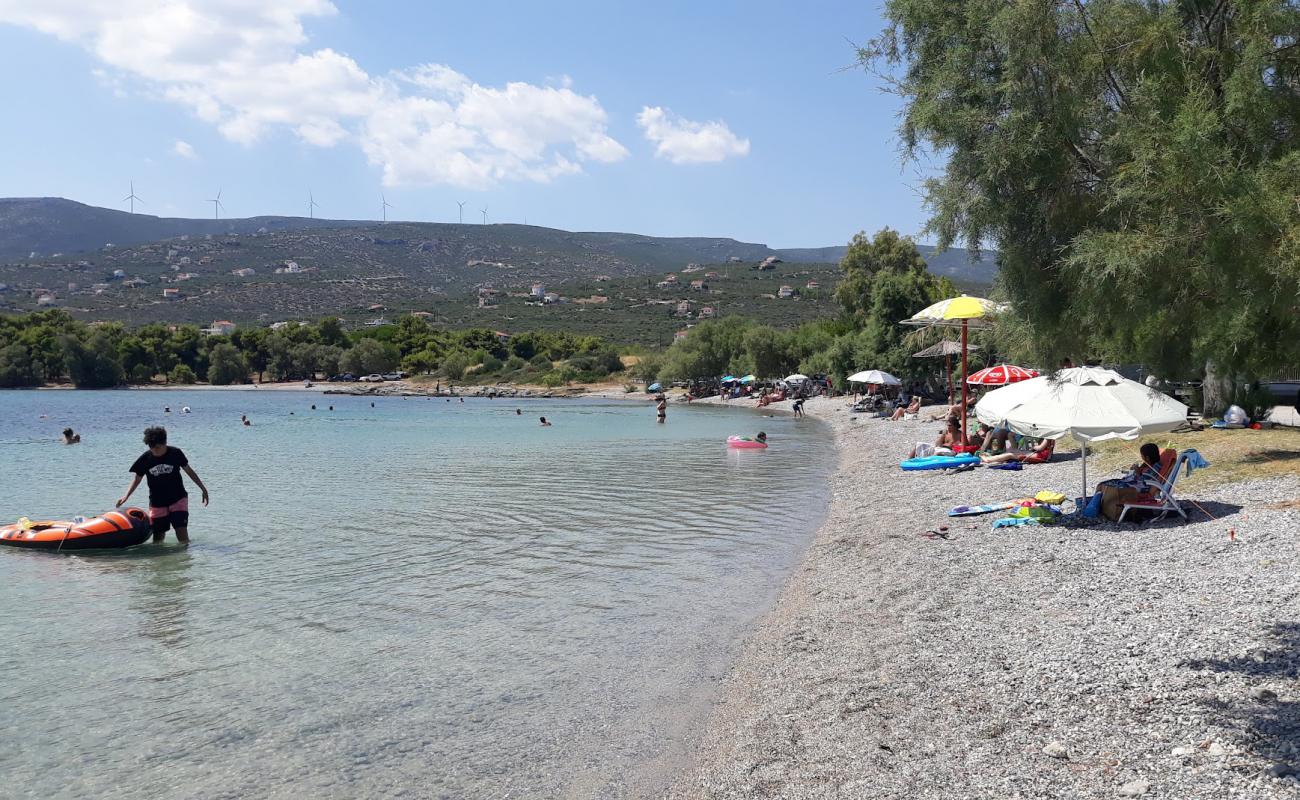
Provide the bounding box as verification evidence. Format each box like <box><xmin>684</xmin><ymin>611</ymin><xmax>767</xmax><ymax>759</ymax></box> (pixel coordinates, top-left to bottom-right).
<box><xmin>1082</xmin><ymin>493</ymin><xmax>1103</xmax><ymax>518</ymax></box>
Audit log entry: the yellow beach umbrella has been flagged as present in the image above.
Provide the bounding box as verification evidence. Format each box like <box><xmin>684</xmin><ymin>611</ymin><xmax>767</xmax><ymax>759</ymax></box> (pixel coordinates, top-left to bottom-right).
<box><xmin>901</xmin><ymin>295</ymin><xmax>1006</xmax><ymax>442</ymax></box>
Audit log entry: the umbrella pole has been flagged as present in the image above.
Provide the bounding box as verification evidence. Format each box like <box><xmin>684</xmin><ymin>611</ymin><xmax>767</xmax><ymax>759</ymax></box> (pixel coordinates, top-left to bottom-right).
<box><xmin>945</xmin><ymin>354</ymin><xmax>952</xmax><ymax>405</ymax></box>
<box><xmin>960</xmin><ymin>320</ymin><xmax>969</xmax><ymax>443</ymax></box>
<box><xmin>1082</xmin><ymin>441</ymin><xmax>1088</xmax><ymax>500</ymax></box>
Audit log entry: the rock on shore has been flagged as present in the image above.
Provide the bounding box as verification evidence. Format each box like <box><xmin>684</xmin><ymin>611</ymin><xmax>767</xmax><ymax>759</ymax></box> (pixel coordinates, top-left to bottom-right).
<box><xmin>669</xmin><ymin>396</ymin><xmax>1300</xmax><ymax>799</ymax></box>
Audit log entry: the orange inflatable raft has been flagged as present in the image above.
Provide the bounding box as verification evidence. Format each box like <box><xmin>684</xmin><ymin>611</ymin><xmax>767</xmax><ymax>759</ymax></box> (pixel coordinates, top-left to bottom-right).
<box><xmin>0</xmin><ymin>508</ymin><xmax>152</xmax><ymax>551</ymax></box>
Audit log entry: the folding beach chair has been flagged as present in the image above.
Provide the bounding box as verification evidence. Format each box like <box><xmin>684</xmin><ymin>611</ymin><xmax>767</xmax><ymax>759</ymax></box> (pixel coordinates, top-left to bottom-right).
<box><xmin>1117</xmin><ymin>449</ymin><xmax>1206</xmax><ymax>523</ymax></box>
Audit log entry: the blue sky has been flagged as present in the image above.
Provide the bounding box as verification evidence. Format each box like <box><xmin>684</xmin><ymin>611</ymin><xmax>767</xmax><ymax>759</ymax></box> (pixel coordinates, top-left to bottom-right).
<box><xmin>0</xmin><ymin>1</ymin><xmax>930</xmax><ymax>248</ymax></box>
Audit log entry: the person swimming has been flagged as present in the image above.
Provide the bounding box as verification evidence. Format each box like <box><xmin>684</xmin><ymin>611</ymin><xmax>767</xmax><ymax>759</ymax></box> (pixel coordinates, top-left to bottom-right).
<box><xmin>756</xmin><ymin>431</ymin><xmax>768</xmax><ymax>444</ymax></box>
<box><xmin>539</xmin><ymin>416</ymin><xmax>552</xmax><ymax>426</ymax></box>
<box><xmin>181</xmin><ymin>406</ymin><xmax>191</xmax><ymax>414</ymax></box>
<box><xmin>516</xmin><ymin>409</ymin><xmax>522</xmax><ymax>415</ymax></box>
<box><xmin>164</xmin><ymin>406</ymin><xmax>171</xmax><ymax>413</ymax></box>
<box><xmin>62</xmin><ymin>428</ymin><xmax>81</xmax><ymax>444</ymax></box>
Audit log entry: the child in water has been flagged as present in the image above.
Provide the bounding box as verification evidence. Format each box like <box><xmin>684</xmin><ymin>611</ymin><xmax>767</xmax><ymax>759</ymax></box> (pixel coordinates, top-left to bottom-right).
<box><xmin>757</xmin><ymin>431</ymin><xmax>767</xmax><ymax>444</ymax></box>
<box><xmin>116</xmin><ymin>426</ymin><xmax>210</xmax><ymax>545</ymax></box>
<box><xmin>62</xmin><ymin>428</ymin><xmax>81</xmax><ymax>444</ymax></box>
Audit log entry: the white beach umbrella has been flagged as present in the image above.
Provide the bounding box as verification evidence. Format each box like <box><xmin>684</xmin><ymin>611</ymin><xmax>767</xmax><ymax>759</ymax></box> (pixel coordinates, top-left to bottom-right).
<box><xmin>785</xmin><ymin>373</ymin><xmax>810</xmax><ymax>383</ymax></box>
<box><xmin>975</xmin><ymin>367</ymin><xmax>1189</xmax><ymax>496</ymax></box>
<box><xmin>847</xmin><ymin>369</ymin><xmax>901</xmax><ymax>385</ymax></box>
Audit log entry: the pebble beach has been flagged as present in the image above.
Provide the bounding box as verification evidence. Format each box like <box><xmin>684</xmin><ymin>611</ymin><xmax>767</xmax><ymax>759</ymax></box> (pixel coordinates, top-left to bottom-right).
<box><xmin>669</xmin><ymin>396</ymin><xmax>1300</xmax><ymax>799</ymax></box>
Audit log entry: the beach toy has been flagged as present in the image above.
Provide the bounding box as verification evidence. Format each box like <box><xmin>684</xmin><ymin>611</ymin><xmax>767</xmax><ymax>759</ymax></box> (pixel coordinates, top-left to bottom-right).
<box><xmin>0</xmin><ymin>509</ymin><xmax>152</xmax><ymax>551</ymax></box>
<box><xmin>1034</xmin><ymin>490</ymin><xmax>1067</xmax><ymax>505</ymax></box>
<box><xmin>727</xmin><ymin>435</ymin><xmax>767</xmax><ymax>449</ymax></box>
<box><xmin>948</xmin><ymin>498</ymin><xmax>1032</xmax><ymax>517</ymax></box>
<box><xmin>900</xmin><ymin>454</ymin><xmax>980</xmax><ymax>471</ymax></box>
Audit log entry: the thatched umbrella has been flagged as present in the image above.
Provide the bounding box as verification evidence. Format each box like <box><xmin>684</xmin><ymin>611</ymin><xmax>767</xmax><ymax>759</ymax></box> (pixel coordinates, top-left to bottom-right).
<box><xmin>912</xmin><ymin>339</ymin><xmax>981</xmax><ymax>405</ymax></box>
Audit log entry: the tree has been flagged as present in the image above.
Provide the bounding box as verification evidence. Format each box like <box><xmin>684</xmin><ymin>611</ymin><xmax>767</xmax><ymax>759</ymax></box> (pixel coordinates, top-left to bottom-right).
<box><xmin>0</xmin><ymin>343</ymin><xmax>38</xmax><ymax>387</ymax></box>
<box><xmin>834</xmin><ymin>228</ymin><xmax>929</xmax><ymax>319</ymax></box>
<box><xmin>61</xmin><ymin>332</ymin><xmax>124</xmax><ymax>388</ymax></box>
<box><xmin>316</xmin><ymin>316</ymin><xmax>348</xmax><ymax>348</ymax></box>
<box><xmin>659</xmin><ymin>317</ymin><xmax>753</xmax><ymax>381</ymax></box>
<box><xmin>742</xmin><ymin>326</ymin><xmax>796</xmax><ymax>379</ymax></box>
<box><xmin>206</xmin><ymin>343</ymin><xmax>248</xmax><ymax>385</ymax></box>
<box><xmin>866</xmin><ymin>0</ymin><xmax>1300</xmax><ymax>382</ymax></box>
<box><xmin>339</xmin><ymin>338</ymin><xmax>396</xmax><ymax>375</ymax></box>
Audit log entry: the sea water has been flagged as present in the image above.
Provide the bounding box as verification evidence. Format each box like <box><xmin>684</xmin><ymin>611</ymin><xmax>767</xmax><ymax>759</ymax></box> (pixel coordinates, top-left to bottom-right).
<box><xmin>0</xmin><ymin>389</ymin><xmax>832</xmax><ymax>799</ymax></box>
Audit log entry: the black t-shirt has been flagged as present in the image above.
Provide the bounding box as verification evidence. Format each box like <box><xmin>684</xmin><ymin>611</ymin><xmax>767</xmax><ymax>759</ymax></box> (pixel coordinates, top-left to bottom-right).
<box><xmin>129</xmin><ymin>446</ymin><xmax>189</xmax><ymax>507</ymax></box>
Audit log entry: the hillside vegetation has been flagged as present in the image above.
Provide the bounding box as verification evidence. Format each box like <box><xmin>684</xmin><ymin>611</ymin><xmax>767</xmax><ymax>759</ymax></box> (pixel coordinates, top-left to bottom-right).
<box><xmin>0</xmin><ymin>199</ymin><xmax>995</xmax><ymax>343</ymax></box>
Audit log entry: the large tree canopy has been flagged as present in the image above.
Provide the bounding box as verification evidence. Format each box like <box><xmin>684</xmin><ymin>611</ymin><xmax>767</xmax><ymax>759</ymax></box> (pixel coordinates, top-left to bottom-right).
<box><xmin>867</xmin><ymin>0</ymin><xmax>1300</xmax><ymax>378</ymax></box>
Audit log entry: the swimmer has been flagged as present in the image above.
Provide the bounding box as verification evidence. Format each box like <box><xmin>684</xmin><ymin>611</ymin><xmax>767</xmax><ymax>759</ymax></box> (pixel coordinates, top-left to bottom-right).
<box><xmin>539</xmin><ymin>416</ymin><xmax>552</xmax><ymax>426</ymax></box>
<box><xmin>329</xmin><ymin>405</ymin><xmax>334</xmax><ymax>411</ymax></box>
<box><xmin>164</xmin><ymin>406</ymin><xmax>171</xmax><ymax>413</ymax></box>
<box><xmin>516</xmin><ymin>409</ymin><xmax>522</xmax><ymax>415</ymax></box>
<box><xmin>371</xmin><ymin>402</ymin><xmax>375</xmax><ymax>408</ymax></box>
<box><xmin>756</xmin><ymin>431</ymin><xmax>768</xmax><ymax>444</ymax></box>
<box><xmin>182</xmin><ymin>406</ymin><xmax>191</xmax><ymax>414</ymax></box>
<box><xmin>655</xmin><ymin>394</ymin><xmax>667</xmax><ymax>423</ymax></box>
<box><xmin>311</xmin><ymin>404</ymin><xmax>316</xmax><ymax>410</ymax></box>
<box><xmin>62</xmin><ymin>427</ymin><xmax>81</xmax><ymax>444</ymax></box>
<box><xmin>241</xmin><ymin>414</ymin><xmax>251</xmax><ymax>426</ymax></box>
<box><xmin>459</xmin><ymin>398</ymin><xmax>464</xmax><ymax>404</ymax></box>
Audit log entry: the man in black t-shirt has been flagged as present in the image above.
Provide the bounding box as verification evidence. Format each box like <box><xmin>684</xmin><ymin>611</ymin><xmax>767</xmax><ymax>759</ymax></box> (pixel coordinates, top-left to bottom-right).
<box><xmin>117</xmin><ymin>426</ymin><xmax>210</xmax><ymax>544</ymax></box>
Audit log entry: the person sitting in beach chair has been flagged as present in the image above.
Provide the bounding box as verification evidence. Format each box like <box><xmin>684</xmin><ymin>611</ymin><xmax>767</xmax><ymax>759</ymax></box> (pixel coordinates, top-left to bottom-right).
<box><xmin>979</xmin><ymin>437</ymin><xmax>1055</xmax><ymax>465</ymax></box>
<box><xmin>889</xmin><ymin>395</ymin><xmax>922</xmax><ymax>421</ymax></box>
<box><xmin>1096</xmin><ymin>443</ymin><xmax>1176</xmax><ymax>521</ymax></box>
<box><xmin>1115</xmin><ymin>447</ymin><xmax>1208</xmax><ymax>523</ymax></box>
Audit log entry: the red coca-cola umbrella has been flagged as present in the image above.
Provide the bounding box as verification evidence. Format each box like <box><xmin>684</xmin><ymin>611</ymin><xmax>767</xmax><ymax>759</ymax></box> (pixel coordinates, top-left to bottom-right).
<box><xmin>967</xmin><ymin>364</ymin><xmax>1037</xmax><ymax>385</ymax></box>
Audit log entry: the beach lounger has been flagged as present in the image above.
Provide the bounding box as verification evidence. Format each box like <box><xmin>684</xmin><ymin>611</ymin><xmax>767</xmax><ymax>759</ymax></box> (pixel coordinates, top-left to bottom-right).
<box><xmin>1117</xmin><ymin>449</ymin><xmax>1206</xmax><ymax>523</ymax></box>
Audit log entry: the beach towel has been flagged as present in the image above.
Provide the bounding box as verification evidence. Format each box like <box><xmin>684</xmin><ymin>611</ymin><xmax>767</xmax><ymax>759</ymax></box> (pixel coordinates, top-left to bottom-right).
<box><xmin>992</xmin><ymin>516</ymin><xmax>1044</xmax><ymax>528</ymax></box>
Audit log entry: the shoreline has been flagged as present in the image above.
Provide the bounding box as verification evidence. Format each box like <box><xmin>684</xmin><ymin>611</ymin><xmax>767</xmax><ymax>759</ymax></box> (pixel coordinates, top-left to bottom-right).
<box><xmin>667</xmin><ymin>396</ymin><xmax>1300</xmax><ymax>799</ymax></box>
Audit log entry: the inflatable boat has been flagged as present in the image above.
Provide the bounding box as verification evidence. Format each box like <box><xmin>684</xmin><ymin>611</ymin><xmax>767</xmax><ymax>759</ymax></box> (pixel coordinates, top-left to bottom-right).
<box><xmin>0</xmin><ymin>508</ymin><xmax>152</xmax><ymax>551</ymax></box>
<box><xmin>727</xmin><ymin>435</ymin><xmax>768</xmax><ymax>449</ymax></box>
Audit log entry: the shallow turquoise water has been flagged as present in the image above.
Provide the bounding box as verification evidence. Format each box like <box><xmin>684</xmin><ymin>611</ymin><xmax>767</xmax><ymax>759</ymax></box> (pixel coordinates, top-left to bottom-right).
<box><xmin>0</xmin><ymin>389</ymin><xmax>831</xmax><ymax>798</ymax></box>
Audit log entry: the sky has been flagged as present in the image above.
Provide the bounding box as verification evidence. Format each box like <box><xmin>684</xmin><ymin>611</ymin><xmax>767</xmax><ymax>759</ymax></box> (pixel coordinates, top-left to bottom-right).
<box><xmin>0</xmin><ymin>1</ymin><xmax>933</xmax><ymax>248</ymax></box>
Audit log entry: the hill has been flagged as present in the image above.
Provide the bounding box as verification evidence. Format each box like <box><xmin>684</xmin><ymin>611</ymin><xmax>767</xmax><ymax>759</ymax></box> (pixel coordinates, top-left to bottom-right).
<box><xmin>0</xmin><ymin>198</ymin><xmax>998</xmax><ymax>343</ymax></box>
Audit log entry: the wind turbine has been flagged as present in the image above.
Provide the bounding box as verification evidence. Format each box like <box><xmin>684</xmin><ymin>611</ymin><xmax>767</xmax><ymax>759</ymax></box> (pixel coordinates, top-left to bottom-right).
<box><xmin>123</xmin><ymin>181</ymin><xmax>143</xmax><ymax>214</ymax></box>
<box><xmin>480</xmin><ymin>206</ymin><xmax>488</xmax><ymax>225</ymax></box>
<box><xmin>208</xmin><ymin>188</ymin><xmax>224</xmax><ymax>220</ymax></box>
<box><xmin>381</xmin><ymin>193</ymin><xmax>394</xmax><ymax>223</ymax></box>
<box><xmin>308</xmin><ymin>190</ymin><xmax>320</xmax><ymax>219</ymax></box>
<box><xmin>457</xmin><ymin>200</ymin><xmax>466</xmax><ymax>225</ymax></box>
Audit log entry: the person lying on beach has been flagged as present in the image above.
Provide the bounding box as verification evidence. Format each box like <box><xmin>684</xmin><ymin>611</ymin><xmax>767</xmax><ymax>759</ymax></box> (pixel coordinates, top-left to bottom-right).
<box><xmin>62</xmin><ymin>428</ymin><xmax>81</xmax><ymax>444</ymax></box>
<box><xmin>926</xmin><ymin>405</ymin><xmax>954</xmax><ymax>422</ymax></box>
<box><xmin>910</xmin><ymin>418</ymin><xmax>964</xmax><ymax>458</ymax></box>
<box><xmin>979</xmin><ymin>437</ymin><xmax>1056</xmax><ymax>465</ymax></box>
<box><xmin>890</xmin><ymin>396</ymin><xmax>922</xmax><ymax>421</ymax></box>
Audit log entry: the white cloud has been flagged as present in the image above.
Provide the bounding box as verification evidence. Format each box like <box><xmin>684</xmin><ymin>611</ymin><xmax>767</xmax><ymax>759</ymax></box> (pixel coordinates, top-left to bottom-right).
<box><xmin>637</xmin><ymin>106</ymin><xmax>750</xmax><ymax>164</ymax></box>
<box><xmin>0</xmin><ymin>1</ymin><xmax>627</xmax><ymax>188</ymax></box>
<box><xmin>172</xmin><ymin>140</ymin><xmax>196</xmax><ymax>159</ymax></box>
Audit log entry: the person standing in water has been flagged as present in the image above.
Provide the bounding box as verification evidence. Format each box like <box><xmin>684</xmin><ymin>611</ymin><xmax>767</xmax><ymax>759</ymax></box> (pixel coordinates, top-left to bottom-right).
<box><xmin>655</xmin><ymin>394</ymin><xmax>667</xmax><ymax>423</ymax></box>
<box><xmin>116</xmin><ymin>426</ymin><xmax>209</xmax><ymax>545</ymax></box>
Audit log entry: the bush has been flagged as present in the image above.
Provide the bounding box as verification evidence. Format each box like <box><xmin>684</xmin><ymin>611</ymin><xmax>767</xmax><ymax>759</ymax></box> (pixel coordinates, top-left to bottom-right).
<box><xmin>529</xmin><ymin>353</ymin><xmax>552</xmax><ymax>367</ymax></box>
<box><xmin>481</xmin><ymin>354</ymin><xmax>504</xmax><ymax>373</ymax></box>
<box><xmin>168</xmin><ymin>364</ymin><xmax>198</xmax><ymax>384</ymax></box>
<box><xmin>504</xmin><ymin>355</ymin><xmax>526</xmax><ymax>371</ymax></box>
<box><xmin>439</xmin><ymin>351</ymin><xmax>472</xmax><ymax>380</ymax></box>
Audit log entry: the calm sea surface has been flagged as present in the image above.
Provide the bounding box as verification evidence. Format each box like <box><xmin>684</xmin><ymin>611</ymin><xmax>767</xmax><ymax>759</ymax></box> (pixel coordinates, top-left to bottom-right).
<box><xmin>0</xmin><ymin>389</ymin><xmax>832</xmax><ymax>799</ymax></box>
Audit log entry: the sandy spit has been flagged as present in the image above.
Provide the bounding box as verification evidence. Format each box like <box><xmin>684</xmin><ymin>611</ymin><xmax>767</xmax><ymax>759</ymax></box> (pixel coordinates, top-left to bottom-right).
<box><xmin>666</xmin><ymin>395</ymin><xmax>1300</xmax><ymax>799</ymax></box>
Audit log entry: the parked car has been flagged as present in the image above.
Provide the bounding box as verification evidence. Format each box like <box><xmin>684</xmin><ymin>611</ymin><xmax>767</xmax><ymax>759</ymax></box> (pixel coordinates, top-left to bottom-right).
<box><xmin>380</xmin><ymin>372</ymin><xmax>403</xmax><ymax>381</ymax></box>
<box><xmin>359</xmin><ymin>374</ymin><xmax>385</xmax><ymax>382</ymax></box>
<box><xmin>328</xmin><ymin>373</ymin><xmax>357</xmax><ymax>382</ymax></box>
